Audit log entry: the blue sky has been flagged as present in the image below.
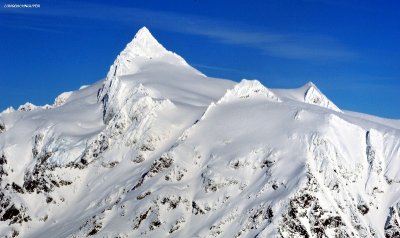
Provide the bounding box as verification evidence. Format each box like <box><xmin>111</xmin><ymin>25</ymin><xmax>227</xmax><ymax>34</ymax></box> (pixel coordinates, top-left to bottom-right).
<box><xmin>1</xmin><ymin>0</ymin><xmax>399</xmax><ymax>118</ymax></box>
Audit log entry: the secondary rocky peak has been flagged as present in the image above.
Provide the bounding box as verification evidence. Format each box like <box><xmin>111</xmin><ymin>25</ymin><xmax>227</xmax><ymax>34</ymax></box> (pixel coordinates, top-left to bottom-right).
<box><xmin>218</xmin><ymin>79</ymin><xmax>281</xmax><ymax>103</ymax></box>
<box><xmin>302</xmin><ymin>81</ymin><xmax>341</xmax><ymax>112</ymax></box>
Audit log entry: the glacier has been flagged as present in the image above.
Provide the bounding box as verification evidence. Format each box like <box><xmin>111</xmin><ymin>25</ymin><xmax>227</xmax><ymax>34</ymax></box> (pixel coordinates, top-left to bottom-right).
<box><xmin>0</xmin><ymin>27</ymin><xmax>399</xmax><ymax>238</ymax></box>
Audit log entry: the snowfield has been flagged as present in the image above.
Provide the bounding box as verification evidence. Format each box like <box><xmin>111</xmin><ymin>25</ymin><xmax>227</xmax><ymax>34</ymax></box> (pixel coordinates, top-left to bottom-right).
<box><xmin>0</xmin><ymin>27</ymin><xmax>399</xmax><ymax>238</ymax></box>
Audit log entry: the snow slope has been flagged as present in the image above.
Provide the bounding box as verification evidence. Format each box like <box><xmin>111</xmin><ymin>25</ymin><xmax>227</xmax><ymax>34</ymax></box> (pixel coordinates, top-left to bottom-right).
<box><xmin>0</xmin><ymin>27</ymin><xmax>399</xmax><ymax>238</ymax></box>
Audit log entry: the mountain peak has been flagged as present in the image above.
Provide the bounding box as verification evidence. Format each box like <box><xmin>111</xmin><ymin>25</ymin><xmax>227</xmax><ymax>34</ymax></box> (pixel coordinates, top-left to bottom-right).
<box><xmin>134</xmin><ymin>26</ymin><xmax>152</xmax><ymax>37</ymax></box>
<box><xmin>104</xmin><ymin>27</ymin><xmax>188</xmax><ymax>80</ymax></box>
<box><xmin>125</xmin><ymin>26</ymin><xmax>167</xmax><ymax>58</ymax></box>
<box><xmin>305</xmin><ymin>81</ymin><xmax>317</xmax><ymax>88</ymax></box>
<box><xmin>132</xmin><ymin>27</ymin><xmax>156</xmax><ymax>43</ymax></box>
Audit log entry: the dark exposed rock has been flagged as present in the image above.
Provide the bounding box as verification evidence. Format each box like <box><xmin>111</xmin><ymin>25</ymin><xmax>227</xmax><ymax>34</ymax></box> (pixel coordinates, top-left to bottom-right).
<box><xmin>136</xmin><ymin>191</ymin><xmax>151</xmax><ymax>200</ymax></box>
<box><xmin>79</xmin><ymin>133</ymin><xmax>109</xmax><ymax>165</ymax></box>
<box><xmin>131</xmin><ymin>155</ymin><xmax>173</xmax><ymax>191</ymax></box>
<box><xmin>192</xmin><ymin>201</ymin><xmax>205</xmax><ymax>215</ymax></box>
<box><xmin>280</xmin><ymin>192</ymin><xmax>347</xmax><ymax>238</ymax></box>
<box><xmin>23</xmin><ymin>147</ymin><xmax>58</xmax><ymax>194</ymax></box>
<box><xmin>149</xmin><ymin>220</ymin><xmax>161</xmax><ymax>230</ymax></box>
<box><xmin>59</xmin><ymin>180</ymin><xmax>72</xmax><ymax>186</ymax></box>
<box><xmin>230</xmin><ymin>161</ymin><xmax>240</xmax><ymax>169</ymax></box>
<box><xmin>140</xmin><ymin>143</ymin><xmax>155</xmax><ymax>152</ymax></box>
<box><xmin>66</xmin><ymin>160</ymin><xmax>86</xmax><ymax>170</ymax></box>
<box><xmin>204</xmin><ymin>178</ymin><xmax>218</xmax><ymax>192</ymax></box>
<box><xmin>160</xmin><ymin>196</ymin><xmax>184</xmax><ymax>210</ymax></box>
<box><xmin>131</xmin><ymin>179</ymin><xmax>144</xmax><ymax>191</ymax></box>
<box><xmin>50</xmin><ymin>180</ymin><xmax>60</xmax><ymax>187</ymax></box>
<box><xmin>100</xmin><ymin>93</ymin><xmax>110</xmax><ymax>123</ymax></box>
<box><xmin>101</xmin><ymin>161</ymin><xmax>119</xmax><ymax>168</ymax></box>
<box><xmin>385</xmin><ymin>206</ymin><xmax>400</xmax><ymax>238</ymax></box>
<box><xmin>81</xmin><ymin>158</ymin><xmax>88</xmax><ymax>165</ymax></box>
<box><xmin>80</xmin><ymin>215</ymin><xmax>103</xmax><ymax>237</ymax></box>
<box><xmin>148</xmin><ymin>155</ymin><xmax>173</xmax><ymax>176</ymax></box>
<box><xmin>293</xmin><ymin>193</ymin><xmax>315</xmax><ymax>209</ymax></box>
<box><xmin>46</xmin><ymin>197</ymin><xmax>53</xmax><ymax>203</ymax></box>
<box><xmin>11</xmin><ymin>229</ymin><xmax>19</xmax><ymax>238</ymax></box>
<box><xmin>32</xmin><ymin>134</ymin><xmax>44</xmax><ymax>158</ymax></box>
<box><xmin>246</xmin><ymin>205</ymin><xmax>274</xmax><ymax>231</ymax></box>
<box><xmin>0</xmin><ymin>155</ymin><xmax>7</xmax><ymax>165</ymax></box>
<box><xmin>11</xmin><ymin>183</ymin><xmax>24</xmax><ymax>194</ymax></box>
<box><xmin>0</xmin><ymin>120</ymin><xmax>5</xmax><ymax>133</ymax></box>
<box><xmin>87</xmin><ymin>229</ymin><xmax>97</xmax><ymax>236</ymax></box>
<box><xmin>322</xmin><ymin>216</ymin><xmax>343</xmax><ymax>228</ymax></box>
<box><xmin>165</xmin><ymin>167</ymin><xmax>187</xmax><ymax>182</ymax></box>
<box><xmin>169</xmin><ymin>218</ymin><xmax>185</xmax><ymax>234</ymax></box>
<box><xmin>0</xmin><ymin>203</ymin><xmax>30</xmax><ymax>225</ymax></box>
<box><xmin>87</xmin><ymin>219</ymin><xmax>103</xmax><ymax>236</ymax></box>
<box><xmin>0</xmin><ymin>192</ymin><xmax>10</xmax><ymax>209</ymax></box>
<box><xmin>267</xmin><ymin>206</ymin><xmax>274</xmax><ymax>219</ymax></box>
<box><xmin>23</xmin><ymin>136</ymin><xmax>76</xmax><ymax>196</ymax></box>
<box><xmin>332</xmin><ymin>184</ymin><xmax>339</xmax><ymax>190</ymax></box>
<box><xmin>385</xmin><ymin>176</ymin><xmax>394</xmax><ymax>185</ymax></box>
<box><xmin>133</xmin><ymin>208</ymin><xmax>151</xmax><ymax>230</ymax></box>
<box><xmin>22</xmin><ymin>150</ymin><xmax>73</xmax><ymax>196</ymax></box>
<box><xmin>87</xmin><ymin>224</ymin><xmax>101</xmax><ymax>236</ymax></box>
<box><xmin>357</xmin><ymin>204</ymin><xmax>369</xmax><ymax>215</ymax></box>
<box><xmin>1</xmin><ymin>205</ymin><xmax>20</xmax><ymax>221</ymax></box>
<box><xmin>132</xmin><ymin>155</ymin><xmax>174</xmax><ymax>191</ymax></box>
<box><xmin>23</xmin><ymin>172</ymin><xmax>52</xmax><ymax>193</ymax></box>
<box><xmin>261</xmin><ymin>159</ymin><xmax>275</xmax><ymax>168</ymax></box>
<box><xmin>132</xmin><ymin>154</ymin><xmax>145</xmax><ymax>163</ymax></box>
<box><xmin>0</xmin><ymin>154</ymin><xmax>8</xmax><ymax>179</ymax></box>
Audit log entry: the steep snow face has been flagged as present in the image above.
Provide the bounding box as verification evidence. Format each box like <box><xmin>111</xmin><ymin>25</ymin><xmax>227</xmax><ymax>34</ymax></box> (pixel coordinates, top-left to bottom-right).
<box><xmin>0</xmin><ymin>27</ymin><xmax>400</xmax><ymax>238</ymax></box>
<box><xmin>98</xmin><ymin>26</ymin><xmax>204</xmax><ymax>124</ymax></box>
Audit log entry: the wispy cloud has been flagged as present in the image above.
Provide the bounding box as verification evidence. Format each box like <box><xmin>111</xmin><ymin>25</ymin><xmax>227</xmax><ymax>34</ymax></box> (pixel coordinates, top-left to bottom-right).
<box><xmin>328</xmin><ymin>76</ymin><xmax>400</xmax><ymax>92</ymax></box>
<box><xmin>1</xmin><ymin>1</ymin><xmax>356</xmax><ymax>61</ymax></box>
<box><xmin>191</xmin><ymin>63</ymin><xmax>254</xmax><ymax>75</ymax></box>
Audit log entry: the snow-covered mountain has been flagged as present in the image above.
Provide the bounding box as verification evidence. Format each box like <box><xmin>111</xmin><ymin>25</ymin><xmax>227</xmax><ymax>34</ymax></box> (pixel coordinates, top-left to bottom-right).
<box><xmin>0</xmin><ymin>27</ymin><xmax>399</xmax><ymax>238</ymax></box>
